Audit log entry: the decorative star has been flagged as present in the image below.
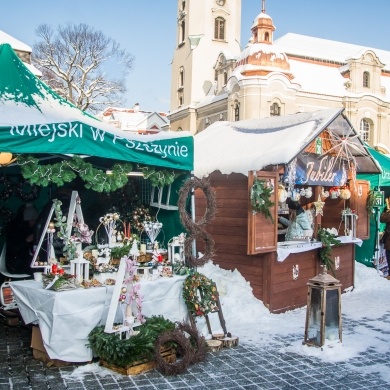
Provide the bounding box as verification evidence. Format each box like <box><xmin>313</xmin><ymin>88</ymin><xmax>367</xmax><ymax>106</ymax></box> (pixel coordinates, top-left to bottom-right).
<box><xmin>314</xmin><ymin>195</ymin><xmax>325</xmax><ymax>216</ymax></box>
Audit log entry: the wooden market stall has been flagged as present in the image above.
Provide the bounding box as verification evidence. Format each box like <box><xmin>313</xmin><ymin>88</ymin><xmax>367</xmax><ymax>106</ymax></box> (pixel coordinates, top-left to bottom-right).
<box><xmin>194</xmin><ymin>108</ymin><xmax>381</xmax><ymax>313</ymax></box>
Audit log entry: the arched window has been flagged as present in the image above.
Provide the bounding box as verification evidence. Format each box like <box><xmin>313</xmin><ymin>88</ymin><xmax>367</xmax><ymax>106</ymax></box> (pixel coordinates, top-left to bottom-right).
<box><xmin>359</xmin><ymin>118</ymin><xmax>371</xmax><ymax>142</ymax></box>
<box><xmin>264</xmin><ymin>32</ymin><xmax>269</xmax><ymax>42</ymax></box>
<box><xmin>270</xmin><ymin>102</ymin><xmax>281</xmax><ymax>116</ymax></box>
<box><xmin>363</xmin><ymin>71</ymin><xmax>370</xmax><ymax>88</ymax></box>
<box><xmin>214</xmin><ymin>17</ymin><xmax>225</xmax><ymax>40</ymax></box>
<box><xmin>181</xmin><ymin>1</ymin><xmax>186</xmax><ymax>11</ymax></box>
<box><xmin>234</xmin><ymin>104</ymin><xmax>240</xmax><ymax>121</ymax></box>
<box><xmin>179</xmin><ymin>95</ymin><xmax>183</xmax><ymax>107</ymax></box>
<box><xmin>180</xmin><ymin>20</ymin><xmax>185</xmax><ymax>43</ymax></box>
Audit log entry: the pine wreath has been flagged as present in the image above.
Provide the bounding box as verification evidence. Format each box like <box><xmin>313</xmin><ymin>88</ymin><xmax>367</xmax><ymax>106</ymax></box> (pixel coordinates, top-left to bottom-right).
<box><xmin>250</xmin><ymin>177</ymin><xmax>275</xmax><ymax>223</ymax></box>
<box><xmin>183</xmin><ymin>272</ymin><xmax>219</xmax><ymax>317</ymax></box>
<box><xmin>14</xmin><ymin>180</ymin><xmax>40</xmax><ymax>201</ymax></box>
<box><xmin>0</xmin><ymin>175</ymin><xmax>13</xmax><ymax>201</ymax></box>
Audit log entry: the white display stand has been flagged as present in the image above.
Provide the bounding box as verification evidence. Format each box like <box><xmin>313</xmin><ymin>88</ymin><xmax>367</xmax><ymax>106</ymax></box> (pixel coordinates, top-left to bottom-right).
<box><xmin>31</xmin><ymin>191</ymin><xmax>89</xmax><ymax>281</ymax></box>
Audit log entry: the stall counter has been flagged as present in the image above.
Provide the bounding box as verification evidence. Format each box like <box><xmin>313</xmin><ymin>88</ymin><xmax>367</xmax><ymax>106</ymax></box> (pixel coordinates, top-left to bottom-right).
<box><xmin>11</xmin><ymin>275</ymin><xmax>188</xmax><ymax>363</ymax></box>
<box><xmin>277</xmin><ymin>236</ymin><xmax>363</xmax><ymax>262</ymax></box>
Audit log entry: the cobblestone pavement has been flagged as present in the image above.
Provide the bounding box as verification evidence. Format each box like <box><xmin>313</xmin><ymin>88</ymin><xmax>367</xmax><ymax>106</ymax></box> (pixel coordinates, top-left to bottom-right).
<box><xmin>0</xmin><ymin>314</ymin><xmax>390</xmax><ymax>390</ymax></box>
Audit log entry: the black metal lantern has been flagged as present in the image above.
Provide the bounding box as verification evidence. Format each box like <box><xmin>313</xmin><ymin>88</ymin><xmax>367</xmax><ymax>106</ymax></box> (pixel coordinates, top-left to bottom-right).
<box><xmin>304</xmin><ymin>269</ymin><xmax>342</xmax><ymax>347</ymax></box>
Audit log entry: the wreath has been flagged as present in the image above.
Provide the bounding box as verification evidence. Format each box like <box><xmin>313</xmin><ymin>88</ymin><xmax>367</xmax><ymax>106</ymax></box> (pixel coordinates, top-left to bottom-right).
<box><xmin>183</xmin><ymin>272</ymin><xmax>219</xmax><ymax>317</ymax></box>
<box><xmin>250</xmin><ymin>177</ymin><xmax>275</xmax><ymax>223</ymax></box>
<box><xmin>0</xmin><ymin>175</ymin><xmax>13</xmax><ymax>201</ymax></box>
<box><xmin>154</xmin><ymin>321</ymin><xmax>206</xmax><ymax>376</ymax></box>
<box><xmin>131</xmin><ymin>205</ymin><xmax>152</xmax><ymax>232</ymax></box>
<box><xmin>178</xmin><ymin>176</ymin><xmax>216</xmax><ymax>268</ymax></box>
<box><xmin>14</xmin><ymin>180</ymin><xmax>40</xmax><ymax>201</ymax></box>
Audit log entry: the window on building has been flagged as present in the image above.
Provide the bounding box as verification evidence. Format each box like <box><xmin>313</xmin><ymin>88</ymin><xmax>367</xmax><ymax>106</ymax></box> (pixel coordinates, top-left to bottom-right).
<box><xmin>179</xmin><ymin>67</ymin><xmax>184</xmax><ymax>88</ymax></box>
<box><xmin>270</xmin><ymin>102</ymin><xmax>281</xmax><ymax>116</ymax></box>
<box><xmin>179</xmin><ymin>95</ymin><xmax>183</xmax><ymax>107</ymax></box>
<box><xmin>359</xmin><ymin>118</ymin><xmax>371</xmax><ymax>142</ymax></box>
<box><xmin>214</xmin><ymin>17</ymin><xmax>225</xmax><ymax>40</ymax></box>
<box><xmin>234</xmin><ymin>104</ymin><xmax>240</xmax><ymax>121</ymax></box>
<box><xmin>363</xmin><ymin>71</ymin><xmax>370</xmax><ymax>88</ymax></box>
<box><xmin>223</xmin><ymin>72</ymin><xmax>228</xmax><ymax>85</ymax></box>
<box><xmin>181</xmin><ymin>1</ymin><xmax>186</xmax><ymax>11</ymax></box>
<box><xmin>264</xmin><ymin>32</ymin><xmax>269</xmax><ymax>42</ymax></box>
<box><xmin>180</xmin><ymin>20</ymin><xmax>185</xmax><ymax>43</ymax></box>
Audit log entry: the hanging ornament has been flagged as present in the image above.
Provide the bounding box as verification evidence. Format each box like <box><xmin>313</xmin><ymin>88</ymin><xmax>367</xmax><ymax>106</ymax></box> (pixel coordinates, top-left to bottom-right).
<box><xmin>305</xmin><ymin>187</ymin><xmax>313</xmax><ymax>198</ymax></box>
<box><xmin>278</xmin><ymin>185</ymin><xmax>288</xmax><ymax>203</ymax></box>
<box><xmin>339</xmin><ymin>188</ymin><xmax>351</xmax><ymax>200</ymax></box>
<box><xmin>314</xmin><ymin>195</ymin><xmax>325</xmax><ymax>216</ymax></box>
<box><xmin>329</xmin><ymin>187</ymin><xmax>340</xmax><ymax>199</ymax></box>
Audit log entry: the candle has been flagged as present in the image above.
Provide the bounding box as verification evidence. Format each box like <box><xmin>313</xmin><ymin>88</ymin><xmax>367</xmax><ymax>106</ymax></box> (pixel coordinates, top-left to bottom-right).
<box><xmin>92</xmin><ymin>249</ymin><xmax>99</xmax><ymax>258</ymax></box>
<box><xmin>140</xmin><ymin>244</ymin><xmax>146</xmax><ymax>253</ymax></box>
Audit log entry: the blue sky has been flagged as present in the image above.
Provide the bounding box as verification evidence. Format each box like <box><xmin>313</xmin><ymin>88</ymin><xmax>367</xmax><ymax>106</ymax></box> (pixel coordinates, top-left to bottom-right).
<box><xmin>3</xmin><ymin>0</ymin><xmax>390</xmax><ymax>113</ymax></box>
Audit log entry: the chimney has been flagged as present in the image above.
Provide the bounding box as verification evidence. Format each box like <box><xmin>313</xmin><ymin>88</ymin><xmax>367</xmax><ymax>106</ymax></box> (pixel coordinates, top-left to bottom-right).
<box><xmin>133</xmin><ymin>103</ymin><xmax>140</xmax><ymax>113</ymax></box>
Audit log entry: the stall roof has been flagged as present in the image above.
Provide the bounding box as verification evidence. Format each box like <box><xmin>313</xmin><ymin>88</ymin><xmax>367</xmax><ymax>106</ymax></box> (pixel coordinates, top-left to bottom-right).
<box><xmin>194</xmin><ymin>108</ymin><xmax>380</xmax><ymax>178</ymax></box>
<box><xmin>0</xmin><ymin>43</ymin><xmax>193</xmax><ymax>171</ymax></box>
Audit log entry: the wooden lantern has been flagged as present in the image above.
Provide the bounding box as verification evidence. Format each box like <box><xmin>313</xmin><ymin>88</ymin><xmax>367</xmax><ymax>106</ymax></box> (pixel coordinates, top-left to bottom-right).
<box><xmin>304</xmin><ymin>269</ymin><xmax>342</xmax><ymax>347</ymax></box>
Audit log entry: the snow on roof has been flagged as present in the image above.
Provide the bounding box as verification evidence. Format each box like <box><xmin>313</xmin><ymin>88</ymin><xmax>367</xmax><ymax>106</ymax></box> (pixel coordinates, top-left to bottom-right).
<box><xmin>288</xmin><ymin>59</ymin><xmax>349</xmax><ymax>97</ymax></box>
<box><xmin>251</xmin><ymin>12</ymin><xmax>274</xmax><ymax>29</ymax></box>
<box><xmin>0</xmin><ymin>30</ymin><xmax>31</xmax><ymax>52</ymax></box>
<box><xmin>275</xmin><ymin>33</ymin><xmax>390</xmax><ymax>71</ymax></box>
<box><xmin>194</xmin><ymin>108</ymin><xmax>342</xmax><ymax>177</ymax></box>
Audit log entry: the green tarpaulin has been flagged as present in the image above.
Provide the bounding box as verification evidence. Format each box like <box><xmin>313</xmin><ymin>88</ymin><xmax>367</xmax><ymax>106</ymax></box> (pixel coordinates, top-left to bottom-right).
<box><xmin>356</xmin><ymin>146</ymin><xmax>390</xmax><ymax>268</ymax></box>
<box><xmin>0</xmin><ymin>43</ymin><xmax>193</xmax><ymax>171</ymax></box>
<box><xmin>358</xmin><ymin>146</ymin><xmax>390</xmax><ymax>187</ymax></box>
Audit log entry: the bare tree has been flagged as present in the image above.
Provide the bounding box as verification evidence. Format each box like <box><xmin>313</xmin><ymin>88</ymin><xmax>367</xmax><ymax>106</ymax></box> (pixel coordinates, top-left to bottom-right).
<box><xmin>32</xmin><ymin>23</ymin><xmax>134</xmax><ymax>113</ymax></box>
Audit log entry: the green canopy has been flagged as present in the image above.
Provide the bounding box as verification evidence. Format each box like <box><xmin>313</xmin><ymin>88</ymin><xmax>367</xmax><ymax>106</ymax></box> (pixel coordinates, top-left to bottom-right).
<box><xmin>0</xmin><ymin>43</ymin><xmax>193</xmax><ymax>171</ymax></box>
<box><xmin>356</xmin><ymin>146</ymin><xmax>390</xmax><ymax>268</ymax></box>
<box><xmin>358</xmin><ymin>146</ymin><xmax>390</xmax><ymax>187</ymax></box>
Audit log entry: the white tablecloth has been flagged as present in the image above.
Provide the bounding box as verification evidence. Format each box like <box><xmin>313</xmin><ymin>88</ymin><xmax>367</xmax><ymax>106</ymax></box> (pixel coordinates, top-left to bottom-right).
<box><xmin>11</xmin><ymin>275</ymin><xmax>187</xmax><ymax>362</ymax></box>
<box><xmin>277</xmin><ymin>236</ymin><xmax>363</xmax><ymax>262</ymax></box>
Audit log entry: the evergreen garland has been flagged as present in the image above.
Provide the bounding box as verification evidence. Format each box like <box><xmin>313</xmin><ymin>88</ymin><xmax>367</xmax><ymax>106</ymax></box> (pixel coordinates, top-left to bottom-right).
<box><xmin>17</xmin><ymin>155</ymin><xmax>184</xmax><ymax>192</ymax></box>
<box><xmin>87</xmin><ymin>316</ymin><xmax>175</xmax><ymax>368</ymax></box>
<box><xmin>18</xmin><ymin>155</ymin><xmax>132</xmax><ymax>192</ymax></box>
<box><xmin>317</xmin><ymin>228</ymin><xmax>341</xmax><ymax>274</ymax></box>
<box><xmin>366</xmin><ymin>190</ymin><xmax>376</xmax><ymax>215</ymax></box>
<box><xmin>138</xmin><ymin>165</ymin><xmax>184</xmax><ymax>187</ymax></box>
<box><xmin>250</xmin><ymin>177</ymin><xmax>275</xmax><ymax>223</ymax></box>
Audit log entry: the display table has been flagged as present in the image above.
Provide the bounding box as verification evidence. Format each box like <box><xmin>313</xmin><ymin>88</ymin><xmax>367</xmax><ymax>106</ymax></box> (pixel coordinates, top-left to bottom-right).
<box><xmin>10</xmin><ymin>275</ymin><xmax>188</xmax><ymax>362</ymax></box>
<box><xmin>277</xmin><ymin>236</ymin><xmax>363</xmax><ymax>262</ymax></box>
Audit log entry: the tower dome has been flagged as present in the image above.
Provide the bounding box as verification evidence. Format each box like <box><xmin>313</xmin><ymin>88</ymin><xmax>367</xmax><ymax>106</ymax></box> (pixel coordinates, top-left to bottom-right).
<box><xmin>235</xmin><ymin>2</ymin><xmax>293</xmax><ymax>79</ymax></box>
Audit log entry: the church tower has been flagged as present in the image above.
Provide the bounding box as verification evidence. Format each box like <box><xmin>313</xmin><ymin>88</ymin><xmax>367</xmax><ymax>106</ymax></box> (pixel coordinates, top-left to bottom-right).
<box><xmin>169</xmin><ymin>0</ymin><xmax>242</xmax><ymax>133</ymax></box>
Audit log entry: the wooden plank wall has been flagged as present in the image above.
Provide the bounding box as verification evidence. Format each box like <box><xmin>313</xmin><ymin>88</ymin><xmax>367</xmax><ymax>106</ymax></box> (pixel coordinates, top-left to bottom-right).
<box><xmin>195</xmin><ymin>172</ymin><xmax>266</xmax><ymax>300</ymax></box>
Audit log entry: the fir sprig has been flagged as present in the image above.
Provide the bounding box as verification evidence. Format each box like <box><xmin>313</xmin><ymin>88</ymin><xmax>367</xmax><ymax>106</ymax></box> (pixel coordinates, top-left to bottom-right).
<box><xmin>87</xmin><ymin>316</ymin><xmax>175</xmax><ymax>367</ymax></box>
<box><xmin>317</xmin><ymin>228</ymin><xmax>341</xmax><ymax>274</ymax></box>
<box><xmin>250</xmin><ymin>178</ymin><xmax>275</xmax><ymax>223</ymax></box>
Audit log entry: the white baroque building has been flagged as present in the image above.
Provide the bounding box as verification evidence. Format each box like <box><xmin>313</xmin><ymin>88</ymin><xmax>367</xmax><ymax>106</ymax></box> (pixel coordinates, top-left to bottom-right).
<box><xmin>169</xmin><ymin>0</ymin><xmax>390</xmax><ymax>153</ymax></box>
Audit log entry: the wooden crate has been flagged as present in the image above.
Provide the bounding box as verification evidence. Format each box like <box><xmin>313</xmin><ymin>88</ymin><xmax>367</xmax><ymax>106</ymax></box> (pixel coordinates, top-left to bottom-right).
<box><xmin>100</xmin><ymin>347</ymin><xmax>176</xmax><ymax>376</ymax></box>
